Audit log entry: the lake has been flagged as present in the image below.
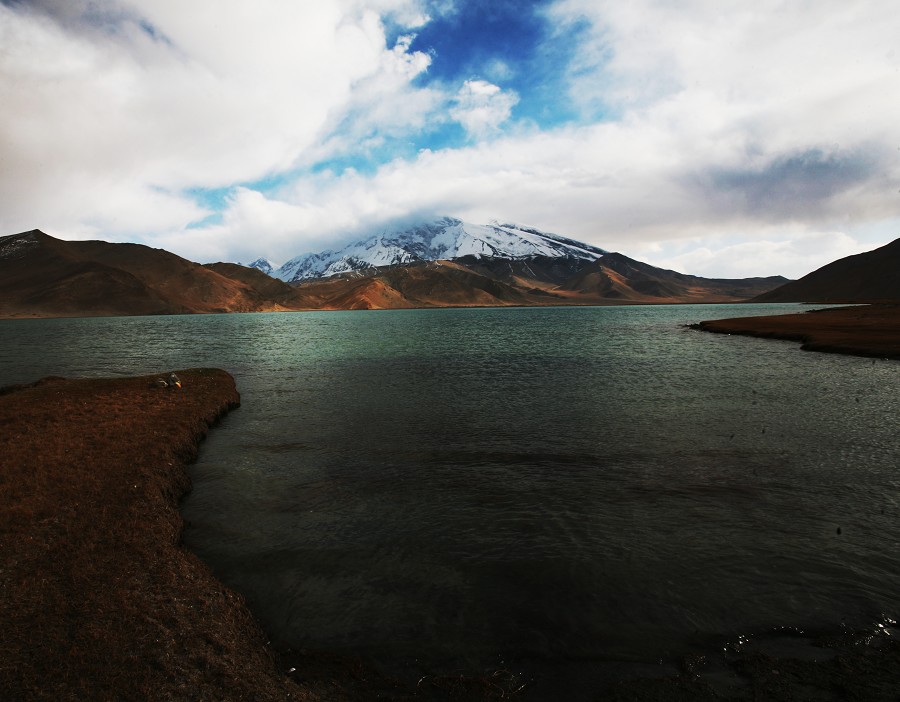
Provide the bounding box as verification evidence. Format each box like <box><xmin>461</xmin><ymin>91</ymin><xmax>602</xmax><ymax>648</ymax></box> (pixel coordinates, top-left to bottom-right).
<box><xmin>2</xmin><ymin>304</ymin><xmax>898</xmax><ymax>697</ymax></box>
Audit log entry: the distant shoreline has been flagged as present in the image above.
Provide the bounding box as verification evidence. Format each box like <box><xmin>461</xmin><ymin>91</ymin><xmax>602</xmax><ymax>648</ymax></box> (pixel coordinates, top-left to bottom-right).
<box><xmin>691</xmin><ymin>304</ymin><xmax>900</xmax><ymax>359</ymax></box>
<box><xmin>0</xmin><ymin>300</ymin><xmax>826</xmax><ymax>321</ymax></box>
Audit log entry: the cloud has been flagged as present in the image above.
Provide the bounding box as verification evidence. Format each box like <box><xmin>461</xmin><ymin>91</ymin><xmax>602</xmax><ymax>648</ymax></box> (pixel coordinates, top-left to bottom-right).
<box><xmin>185</xmin><ymin>97</ymin><xmax>897</xmax><ymax>272</ymax></box>
<box><xmin>153</xmin><ymin>187</ymin><xmax>343</xmax><ymax>265</ymax></box>
<box><xmin>449</xmin><ymin>79</ymin><xmax>519</xmax><ymax>138</ymax></box>
<box><xmin>483</xmin><ymin>57</ymin><xmax>514</xmax><ymax>82</ymax></box>
<box><xmin>548</xmin><ymin>0</ymin><xmax>900</xmax><ymax>116</ymax></box>
<box><xmin>0</xmin><ymin>0</ymin><xmax>437</xmax><ymax>237</ymax></box>
<box><xmin>204</xmin><ymin>0</ymin><xmax>900</xmax><ymax>271</ymax></box>
<box><xmin>701</xmin><ymin>146</ymin><xmax>885</xmax><ymax>220</ymax></box>
<box><xmin>2</xmin><ymin>0</ymin><xmax>899</xmax><ymax>278</ymax></box>
<box><xmin>296</xmin><ymin>33</ymin><xmax>442</xmax><ymax>169</ymax></box>
<box><xmin>625</xmin><ymin>228</ymin><xmax>877</xmax><ymax>280</ymax></box>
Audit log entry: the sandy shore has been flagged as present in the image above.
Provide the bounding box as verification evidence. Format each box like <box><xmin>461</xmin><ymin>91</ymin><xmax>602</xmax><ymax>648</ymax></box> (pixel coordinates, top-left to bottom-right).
<box><xmin>3</xmin><ymin>370</ymin><xmax>900</xmax><ymax>701</ymax></box>
<box><xmin>692</xmin><ymin>304</ymin><xmax>900</xmax><ymax>359</ymax></box>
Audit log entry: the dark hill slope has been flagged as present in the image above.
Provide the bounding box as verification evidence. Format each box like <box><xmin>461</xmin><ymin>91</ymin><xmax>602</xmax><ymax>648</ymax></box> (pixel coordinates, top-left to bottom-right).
<box><xmin>0</xmin><ymin>231</ymin><xmax>172</xmax><ymax>317</ymax></box>
<box><xmin>287</xmin><ymin>261</ymin><xmax>542</xmax><ymax>310</ymax></box>
<box><xmin>0</xmin><ymin>230</ymin><xmax>308</xmax><ymax>317</ymax></box>
<box><xmin>590</xmin><ymin>253</ymin><xmax>789</xmax><ymax>301</ymax></box>
<box><xmin>754</xmin><ymin>238</ymin><xmax>900</xmax><ymax>303</ymax></box>
<box><xmin>454</xmin><ymin>252</ymin><xmax>787</xmax><ymax>304</ymax></box>
<box><xmin>202</xmin><ymin>262</ymin><xmax>306</xmax><ymax>308</ymax></box>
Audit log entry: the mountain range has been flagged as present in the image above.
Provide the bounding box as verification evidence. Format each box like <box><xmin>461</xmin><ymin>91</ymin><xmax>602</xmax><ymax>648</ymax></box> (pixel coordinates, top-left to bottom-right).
<box><xmin>0</xmin><ymin>230</ymin><xmax>304</xmax><ymax>317</ymax></box>
<box><xmin>280</xmin><ymin>251</ymin><xmax>789</xmax><ymax>310</ymax></box>
<box><xmin>255</xmin><ymin>217</ymin><xmax>786</xmax><ymax>308</ymax></box>
<box><xmin>1</xmin><ymin>220</ymin><xmax>896</xmax><ymax>317</ymax></box>
<box><xmin>272</xmin><ymin>218</ymin><xmax>607</xmax><ymax>282</ymax></box>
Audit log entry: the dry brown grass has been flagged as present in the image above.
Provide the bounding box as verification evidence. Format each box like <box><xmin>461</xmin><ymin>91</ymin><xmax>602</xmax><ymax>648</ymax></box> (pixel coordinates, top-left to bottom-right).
<box><xmin>0</xmin><ymin>369</ymin><xmax>320</xmax><ymax>702</ymax></box>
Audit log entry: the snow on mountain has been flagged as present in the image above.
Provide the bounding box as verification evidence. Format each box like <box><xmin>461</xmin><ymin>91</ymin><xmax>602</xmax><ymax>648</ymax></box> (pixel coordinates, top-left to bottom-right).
<box><xmin>273</xmin><ymin>217</ymin><xmax>607</xmax><ymax>282</ymax></box>
<box><xmin>238</xmin><ymin>257</ymin><xmax>275</xmax><ymax>276</ymax></box>
<box><xmin>0</xmin><ymin>230</ymin><xmax>41</xmax><ymax>260</ymax></box>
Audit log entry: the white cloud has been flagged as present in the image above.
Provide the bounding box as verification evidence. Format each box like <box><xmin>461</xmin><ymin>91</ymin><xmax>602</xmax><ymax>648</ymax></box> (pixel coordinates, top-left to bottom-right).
<box><xmin>191</xmin><ymin>0</ymin><xmax>900</xmax><ymax>273</ymax></box>
<box><xmin>3</xmin><ymin>0</ymin><xmax>899</xmax><ymax>279</ymax></box>
<box><xmin>483</xmin><ymin>57</ymin><xmax>514</xmax><ymax>82</ymax></box>
<box><xmin>294</xmin><ymin>33</ymin><xmax>441</xmax><ymax>169</ymax></box>
<box><xmin>628</xmin><ymin>228</ymin><xmax>877</xmax><ymax>280</ymax></box>
<box><xmin>449</xmin><ymin>80</ymin><xmax>519</xmax><ymax>138</ymax></box>
<box><xmin>153</xmin><ymin>188</ymin><xmax>343</xmax><ymax>265</ymax></box>
<box><xmin>0</xmin><ymin>0</ymin><xmax>436</xmax><ymax>238</ymax></box>
<box><xmin>195</xmin><ymin>108</ymin><xmax>897</xmax><ymax>274</ymax></box>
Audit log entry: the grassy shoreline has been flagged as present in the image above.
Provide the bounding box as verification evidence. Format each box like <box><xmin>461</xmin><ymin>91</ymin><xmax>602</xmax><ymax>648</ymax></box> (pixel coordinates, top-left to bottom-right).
<box><xmin>0</xmin><ymin>370</ymin><xmax>323</xmax><ymax>702</ymax></box>
<box><xmin>692</xmin><ymin>304</ymin><xmax>900</xmax><ymax>359</ymax></box>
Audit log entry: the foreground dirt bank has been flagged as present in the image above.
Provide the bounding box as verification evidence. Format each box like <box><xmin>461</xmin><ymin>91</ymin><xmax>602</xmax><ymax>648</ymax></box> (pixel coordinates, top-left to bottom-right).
<box><xmin>0</xmin><ymin>370</ymin><xmax>322</xmax><ymax>702</ymax></box>
<box><xmin>691</xmin><ymin>304</ymin><xmax>900</xmax><ymax>359</ymax></box>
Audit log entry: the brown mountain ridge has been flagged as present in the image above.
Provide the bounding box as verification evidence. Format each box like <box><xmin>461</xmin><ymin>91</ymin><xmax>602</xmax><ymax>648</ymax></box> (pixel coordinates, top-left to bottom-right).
<box><xmin>290</xmin><ymin>254</ymin><xmax>789</xmax><ymax>310</ymax></box>
<box><xmin>753</xmin><ymin>237</ymin><xmax>900</xmax><ymax>303</ymax></box>
<box><xmin>0</xmin><ymin>230</ymin><xmax>307</xmax><ymax>317</ymax></box>
<box><xmin>1</xmin><ymin>229</ymin><xmax>790</xmax><ymax>317</ymax></box>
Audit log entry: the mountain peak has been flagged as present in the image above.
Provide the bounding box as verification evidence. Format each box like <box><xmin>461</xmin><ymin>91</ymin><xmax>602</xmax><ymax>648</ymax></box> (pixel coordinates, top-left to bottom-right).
<box><xmin>239</xmin><ymin>257</ymin><xmax>275</xmax><ymax>276</ymax></box>
<box><xmin>272</xmin><ymin>217</ymin><xmax>608</xmax><ymax>282</ymax></box>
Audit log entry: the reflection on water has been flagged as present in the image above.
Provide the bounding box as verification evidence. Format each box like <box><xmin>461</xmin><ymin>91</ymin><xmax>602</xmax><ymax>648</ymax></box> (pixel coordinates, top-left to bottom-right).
<box><xmin>2</xmin><ymin>304</ymin><xmax>898</xmax><ymax>692</ymax></box>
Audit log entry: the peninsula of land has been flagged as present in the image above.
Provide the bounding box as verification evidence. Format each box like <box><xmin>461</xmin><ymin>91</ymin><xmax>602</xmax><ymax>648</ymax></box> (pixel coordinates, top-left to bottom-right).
<box><xmin>690</xmin><ymin>236</ymin><xmax>900</xmax><ymax>359</ymax></box>
<box><xmin>693</xmin><ymin>304</ymin><xmax>900</xmax><ymax>359</ymax></box>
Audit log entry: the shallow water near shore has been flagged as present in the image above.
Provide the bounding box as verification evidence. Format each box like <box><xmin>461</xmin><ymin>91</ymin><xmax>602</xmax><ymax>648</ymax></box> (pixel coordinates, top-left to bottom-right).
<box><xmin>2</xmin><ymin>304</ymin><xmax>898</xmax><ymax>697</ymax></box>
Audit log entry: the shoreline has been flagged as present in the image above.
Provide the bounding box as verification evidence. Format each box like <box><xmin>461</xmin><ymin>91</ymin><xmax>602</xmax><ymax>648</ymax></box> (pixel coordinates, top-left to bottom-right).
<box><xmin>691</xmin><ymin>303</ymin><xmax>900</xmax><ymax>359</ymax></box>
<box><xmin>0</xmin><ymin>300</ymin><xmax>816</xmax><ymax>320</ymax></box>
<box><xmin>3</xmin><ymin>371</ymin><xmax>900</xmax><ymax>701</ymax></box>
<box><xmin>0</xmin><ymin>370</ymin><xmax>324</xmax><ymax>701</ymax></box>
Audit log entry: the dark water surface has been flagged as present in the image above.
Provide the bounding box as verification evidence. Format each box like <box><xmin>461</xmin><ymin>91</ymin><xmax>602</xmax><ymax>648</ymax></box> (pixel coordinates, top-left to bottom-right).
<box><xmin>2</xmin><ymin>305</ymin><xmax>898</xmax><ymax>695</ymax></box>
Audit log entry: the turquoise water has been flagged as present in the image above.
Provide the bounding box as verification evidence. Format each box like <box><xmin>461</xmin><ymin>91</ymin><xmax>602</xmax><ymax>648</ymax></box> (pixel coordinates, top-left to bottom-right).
<box><xmin>2</xmin><ymin>304</ymin><xmax>898</xmax><ymax>694</ymax></box>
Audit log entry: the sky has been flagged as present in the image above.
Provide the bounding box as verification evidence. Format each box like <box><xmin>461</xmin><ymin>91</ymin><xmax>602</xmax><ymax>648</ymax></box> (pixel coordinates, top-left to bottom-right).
<box><xmin>2</xmin><ymin>0</ymin><xmax>899</xmax><ymax>279</ymax></box>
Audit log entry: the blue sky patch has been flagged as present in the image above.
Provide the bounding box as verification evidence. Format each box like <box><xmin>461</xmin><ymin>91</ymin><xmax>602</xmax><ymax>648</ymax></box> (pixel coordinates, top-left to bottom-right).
<box><xmin>410</xmin><ymin>0</ymin><xmax>582</xmax><ymax>129</ymax></box>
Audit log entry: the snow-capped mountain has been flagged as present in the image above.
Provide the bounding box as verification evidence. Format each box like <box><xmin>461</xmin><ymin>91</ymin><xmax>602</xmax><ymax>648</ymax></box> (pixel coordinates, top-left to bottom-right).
<box><xmin>273</xmin><ymin>217</ymin><xmax>607</xmax><ymax>282</ymax></box>
<box><xmin>238</xmin><ymin>257</ymin><xmax>275</xmax><ymax>276</ymax></box>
